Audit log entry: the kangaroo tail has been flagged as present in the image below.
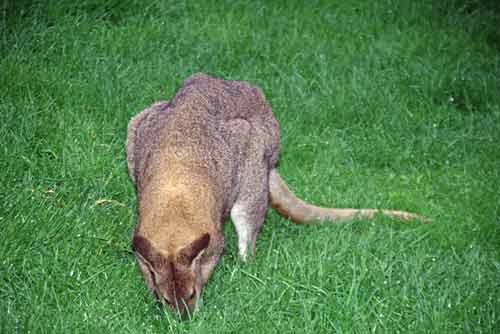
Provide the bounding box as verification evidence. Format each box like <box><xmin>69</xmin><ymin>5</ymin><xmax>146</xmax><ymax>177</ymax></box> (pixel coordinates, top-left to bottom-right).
<box><xmin>269</xmin><ymin>169</ymin><xmax>429</xmax><ymax>224</ymax></box>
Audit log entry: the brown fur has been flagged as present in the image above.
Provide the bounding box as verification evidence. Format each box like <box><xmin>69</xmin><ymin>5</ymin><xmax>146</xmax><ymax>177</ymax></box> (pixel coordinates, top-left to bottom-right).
<box><xmin>126</xmin><ymin>73</ymin><xmax>426</xmax><ymax>313</ymax></box>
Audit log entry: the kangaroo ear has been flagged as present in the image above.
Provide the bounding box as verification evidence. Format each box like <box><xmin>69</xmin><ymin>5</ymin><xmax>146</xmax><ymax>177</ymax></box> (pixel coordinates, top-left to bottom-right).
<box><xmin>132</xmin><ymin>235</ymin><xmax>154</xmax><ymax>263</ymax></box>
<box><xmin>179</xmin><ymin>233</ymin><xmax>210</xmax><ymax>264</ymax></box>
<box><xmin>133</xmin><ymin>235</ymin><xmax>169</xmax><ymax>272</ymax></box>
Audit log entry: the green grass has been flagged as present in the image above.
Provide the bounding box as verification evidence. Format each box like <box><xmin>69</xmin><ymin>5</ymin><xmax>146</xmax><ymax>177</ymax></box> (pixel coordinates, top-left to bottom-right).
<box><xmin>1</xmin><ymin>0</ymin><xmax>500</xmax><ymax>333</ymax></box>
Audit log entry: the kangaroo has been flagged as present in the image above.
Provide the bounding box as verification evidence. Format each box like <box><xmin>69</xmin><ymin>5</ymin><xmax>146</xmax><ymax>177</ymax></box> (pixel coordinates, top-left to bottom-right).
<box><xmin>126</xmin><ymin>73</ymin><xmax>425</xmax><ymax>314</ymax></box>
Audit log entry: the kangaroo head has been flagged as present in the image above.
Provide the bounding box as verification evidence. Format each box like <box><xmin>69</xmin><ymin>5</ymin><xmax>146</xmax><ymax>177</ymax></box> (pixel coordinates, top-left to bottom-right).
<box><xmin>132</xmin><ymin>233</ymin><xmax>210</xmax><ymax>314</ymax></box>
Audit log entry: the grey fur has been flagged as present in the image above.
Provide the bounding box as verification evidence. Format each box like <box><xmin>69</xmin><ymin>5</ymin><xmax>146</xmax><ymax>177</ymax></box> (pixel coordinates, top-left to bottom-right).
<box><xmin>127</xmin><ymin>72</ymin><xmax>280</xmax><ymax>220</ymax></box>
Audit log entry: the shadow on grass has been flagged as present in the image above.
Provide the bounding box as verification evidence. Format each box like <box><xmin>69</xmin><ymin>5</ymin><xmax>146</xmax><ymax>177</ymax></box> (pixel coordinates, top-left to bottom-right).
<box><xmin>436</xmin><ymin>0</ymin><xmax>500</xmax><ymax>50</ymax></box>
<box><xmin>1</xmin><ymin>0</ymin><xmax>182</xmax><ymax>29</ymax></box>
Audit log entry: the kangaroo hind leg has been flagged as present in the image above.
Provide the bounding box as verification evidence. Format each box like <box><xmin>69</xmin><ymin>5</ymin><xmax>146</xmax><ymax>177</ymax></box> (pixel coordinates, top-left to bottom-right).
<box><xmin>230</xmin><ymin>201</ymin><xmax>266</xmax><ymax>261</ymax></box>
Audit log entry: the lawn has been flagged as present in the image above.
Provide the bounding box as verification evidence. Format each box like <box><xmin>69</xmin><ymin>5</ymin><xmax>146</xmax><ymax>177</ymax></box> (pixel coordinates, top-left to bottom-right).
<box><xmin>1</xmin><ymin>0</ymin><xmax>499</xmax><ymax>333</ymax></box>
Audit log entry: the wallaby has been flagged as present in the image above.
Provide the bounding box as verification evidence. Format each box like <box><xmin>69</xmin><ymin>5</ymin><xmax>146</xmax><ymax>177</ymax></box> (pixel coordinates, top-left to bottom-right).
<box><xmin>126</xmin><ymin>73</ymin><xmax>425</xmax><ymax>314</ymax></box>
